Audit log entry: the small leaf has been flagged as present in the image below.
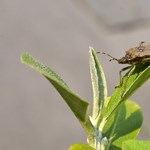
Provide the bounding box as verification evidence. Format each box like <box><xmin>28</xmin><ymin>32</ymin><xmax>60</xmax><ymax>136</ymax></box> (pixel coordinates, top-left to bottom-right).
<box><xmin>123</xmin><ymin>63</ymin><xmax>150</xmax><ymax>101</ymax></box>
<box><xmin>89</xmin><ymin>47</ymin><xmax>107</xmax><ymax>120</ymax></box>
<box><xmin>21</xmin><ymin>53</ymin><xmax>94</xmax><ymax>144</ymax></box>
<box><xmin>123</xmin><ymin>140</ymin><xmax>150</xmax><ymax>150</ymax></box>
<box><xmin>68</xmin><ymin>144</ymin><xmax>95</xmax><ymax>150</ymax></box>
<box><xmin>103</xmin><ymin>100</ymin><xmax>143</xmax><ymax>150</ymax></box>
<box><xmin>101</xmin><ymin>63</ymin><xmax>150</xmax><ymax>121</ymax></box>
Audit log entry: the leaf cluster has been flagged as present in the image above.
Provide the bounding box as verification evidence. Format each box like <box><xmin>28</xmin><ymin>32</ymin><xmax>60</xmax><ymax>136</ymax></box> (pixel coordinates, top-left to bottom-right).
<box><xmin>21</xmin><ymin>48</ymin><xmax>150</xmax><ymax>150</ymax></box>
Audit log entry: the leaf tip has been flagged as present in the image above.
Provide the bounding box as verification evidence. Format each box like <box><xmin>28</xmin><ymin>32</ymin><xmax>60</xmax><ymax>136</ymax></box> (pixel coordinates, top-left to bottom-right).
<box><xmin>89</xmin><ymin>47</ymin><xmax>96</xmax><ymax>58</ymax></box>
<box><xmin>89</xmin><ymin>46</ymin><xmax>94</xmax><ymax>52</ymax></box>
<box><xmin>20</xmin><ymin>53</ymin><xmax>30</xmax><ymax>63</ymax></box>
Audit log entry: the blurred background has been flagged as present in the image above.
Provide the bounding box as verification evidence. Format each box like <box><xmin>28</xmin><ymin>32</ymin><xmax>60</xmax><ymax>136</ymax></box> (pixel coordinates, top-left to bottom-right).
<box><xmin>1</xmin><ymin>0</ymin><xmax>150</xmax><ymax>149</ymax></box>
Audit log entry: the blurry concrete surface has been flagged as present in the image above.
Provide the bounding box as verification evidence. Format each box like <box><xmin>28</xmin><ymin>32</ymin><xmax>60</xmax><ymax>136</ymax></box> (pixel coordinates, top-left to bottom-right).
<box><xmin>0</xmin><ymin>0</ymin><xmax>150</xmax><ymax>149</ymax></box>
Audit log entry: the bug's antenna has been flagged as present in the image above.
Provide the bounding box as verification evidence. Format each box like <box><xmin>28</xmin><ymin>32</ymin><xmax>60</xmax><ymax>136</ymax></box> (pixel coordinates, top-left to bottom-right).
<box><xmin>97</xmin><ymin>51</ymin><xmax>118</xmax><ymax>62</ymax></box>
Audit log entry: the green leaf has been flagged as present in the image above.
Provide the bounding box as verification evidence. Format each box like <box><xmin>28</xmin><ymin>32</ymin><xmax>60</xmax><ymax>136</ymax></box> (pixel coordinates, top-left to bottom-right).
<box><xmin>69</xmin><ymin>144</ymin><xmax>95</xmax><ymax>150</ymax></box>
<box><xmin>89</xmin><ymin>47</ymin><xmax>107</xmax><ymax>121</ymax></box>
<box><xmin>101</xmin><ymin>63</ymin><xmax>150</xmax><ymax>121</ymax></box>
<box><xmin>123</xmin><ymin>63</ymin><xmax>150</xmax><ymax>100</ymax></box>
<box><xmin>103</xmin><ymin>100</ymin><xmax>143</xmax><ymax>150</ymax></box>
<box><xmin>123</xmin><ymin>140</ymin><xmax>150</xmax><ymax>150</ymax></box>
<box><xmin>20</xmin><ymin>53</ymin><xmax>94</xmax><ymax>144</ymax></box>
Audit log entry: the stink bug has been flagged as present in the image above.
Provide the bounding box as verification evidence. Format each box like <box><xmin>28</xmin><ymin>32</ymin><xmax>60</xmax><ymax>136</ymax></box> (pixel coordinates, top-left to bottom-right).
<box><xmin>97</xmin><ymin>42</ymin><xmax>150</xmax><ymax>97</ymax></box>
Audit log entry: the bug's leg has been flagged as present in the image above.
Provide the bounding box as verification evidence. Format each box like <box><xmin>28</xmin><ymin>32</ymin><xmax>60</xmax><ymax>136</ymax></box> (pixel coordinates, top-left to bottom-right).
<box><xmin>121</xmin><ymin>65</ymin><xmax>135</xmax><ymax>97</ymax></box>
<box><xmin>115</xmin><ymin>66</ymin><xmax>131</xmax><ymax>88</ymax></box>
<box><xmin>139</xmin><ymin>41</ymin><xmax>145</xmax><ymax>47</ymax></box>
<box><xmin>138</xmin><ymin>41</ymin><xmax>145</xmax><ymax>51</ymax></box>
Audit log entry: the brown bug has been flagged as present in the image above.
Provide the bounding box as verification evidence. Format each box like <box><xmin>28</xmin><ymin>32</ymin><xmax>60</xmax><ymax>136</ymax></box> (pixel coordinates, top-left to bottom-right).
<box><xmin>97</xmin><ymin>41</ymin><xmax>150</xmax><ymax>97</ymax></box>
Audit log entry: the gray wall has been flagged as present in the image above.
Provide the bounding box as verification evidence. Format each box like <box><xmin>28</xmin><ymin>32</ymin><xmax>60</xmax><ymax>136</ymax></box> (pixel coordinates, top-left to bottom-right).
<box><xmin>1</xmin><ymin>0</ymin><xmax>150</xmax><ymax>149</ymax></box>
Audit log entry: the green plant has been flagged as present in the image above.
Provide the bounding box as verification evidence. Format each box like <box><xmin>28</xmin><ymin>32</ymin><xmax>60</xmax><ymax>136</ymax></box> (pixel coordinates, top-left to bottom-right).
<box><xmin>21</xmin><ymin>47</ymin><xmax>150</xmax><ymax>150</ymax></box>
